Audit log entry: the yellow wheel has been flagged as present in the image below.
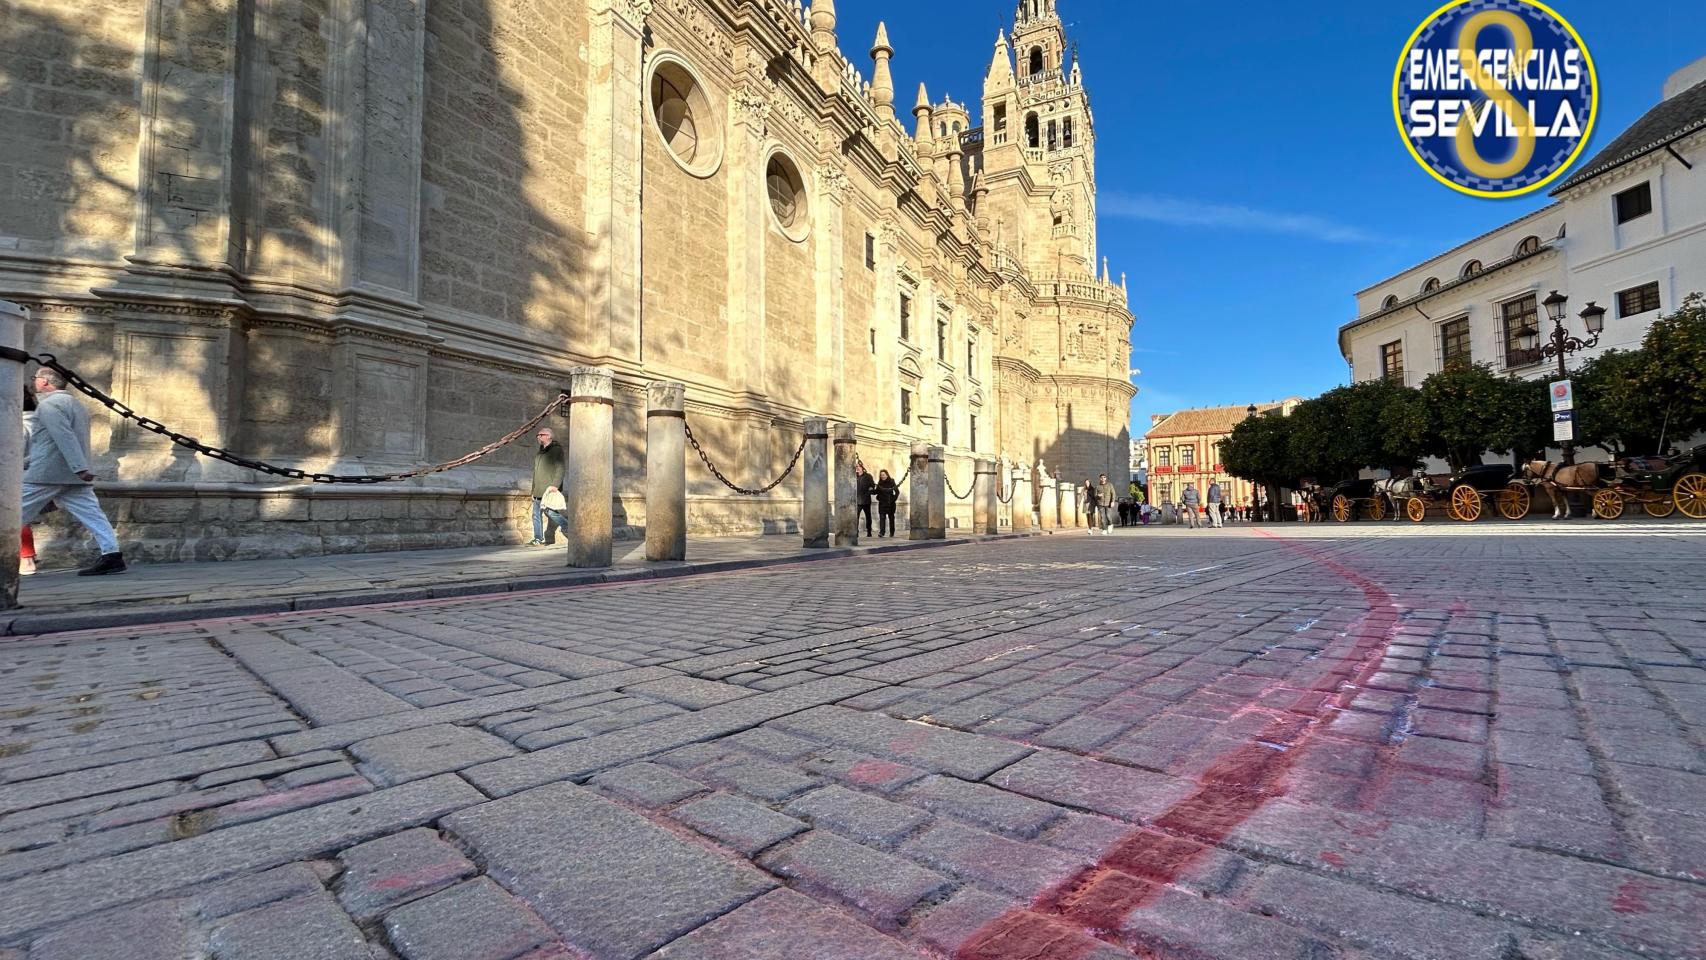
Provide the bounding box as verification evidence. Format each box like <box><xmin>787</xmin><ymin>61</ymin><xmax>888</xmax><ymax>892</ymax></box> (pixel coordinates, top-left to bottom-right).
<box><xmin>1592</xmin><ymin>489</ymin><xmax>1625</xmax><ymax>520</ymax></box>
<box><xmin>1497</xmin><ymin>482</ymin><xmax>1530</xmax><ymax>520</ymax></box>
<box><xmin>1332</xmin><ymin>495</ymin><xmax>1351</xmax><ymax>523</ymax></box>
<box><xmin>1406</xmin><ymin>497</ymin><xmax>1426</xmax><ymax>522</ymax></box>
<box><xmin>1643</xmin><ymin>496</ymin><xmax>1676</xmax><ymax>518</ymax></box>
<box><xmin>1369</xmin><ymin>496</ymin><xmax>1388</xmax><ymax>521</ymax></box>
<box><xmin>1676</xmin><ymin>473</ymin><xmax>1706</xmax><ymax>520</ymax></box>
<box><xmin>1451</xmin><ymin>485</ymin><xmax>1482</xmax><ymax>522</ymax></box>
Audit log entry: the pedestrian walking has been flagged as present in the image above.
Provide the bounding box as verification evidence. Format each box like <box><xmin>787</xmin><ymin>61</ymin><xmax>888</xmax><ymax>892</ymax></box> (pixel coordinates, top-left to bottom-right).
<box><xmin>855</xmin><ymin>463</ymin><xmax>875</xmax><ymax>537</ymax></box>
<box><xmin>529</xmin><ymin>427</ymin><xmax>567</xmax><ymax>545</ymax></box>
<box><xmin>875</xmin><ymin>469</ymin><xmax>899</xmax><ymax>537</ymax></box>
<box><xmin>21</xmin><ymin>366</ymin><xmax>125</xmax><ymax>575</ymax></box>
<box><xmin>1081</xmin><ymin>478</ymin><xmax>1099</xmax><ymax>534</ymax></box>
<box><xmin>1206</xmin><ymin>480</ymin><xmax>1224</xmax><ymax>528</ymax></box>
<box><xmin>1180</xmin><ymin>484</ymin><xmax>1202</xmax><ymax>529</ymax></box>
<box><xmin>1096</xmin><ymin>473</ymin><xmax>1117</xmax><ymax>532</ymax></box>
<box><xmin>19</xmin><ymin>384</ymin><xmax>38</xmax><ymax>576</ymax></box>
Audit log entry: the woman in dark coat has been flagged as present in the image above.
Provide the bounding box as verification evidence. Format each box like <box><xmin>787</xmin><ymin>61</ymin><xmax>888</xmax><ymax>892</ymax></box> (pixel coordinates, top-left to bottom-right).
<box><xmin>874</xmin><ymin>469</ymin><xmax>900</xmax><ymax>538</ymax></box>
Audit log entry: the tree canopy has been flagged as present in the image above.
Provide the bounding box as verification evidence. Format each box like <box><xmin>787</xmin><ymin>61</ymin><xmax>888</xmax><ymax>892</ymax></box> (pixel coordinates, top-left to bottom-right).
<box><xmin>1214</xmin><ymin>294</ymin><xmax>1704</xmax><ymax>487</ymax></box>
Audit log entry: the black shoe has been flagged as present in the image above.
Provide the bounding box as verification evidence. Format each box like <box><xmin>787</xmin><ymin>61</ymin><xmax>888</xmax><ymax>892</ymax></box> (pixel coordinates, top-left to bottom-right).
<box><xmin>77</xmin><ymin>552</ymin><xmax>127</xmax><ymax>576</ymax></box>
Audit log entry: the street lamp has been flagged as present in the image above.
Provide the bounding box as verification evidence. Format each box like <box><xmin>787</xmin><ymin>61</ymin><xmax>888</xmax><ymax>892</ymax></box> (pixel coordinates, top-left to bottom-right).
<box><xmin>1246</xmin><ymin>404</ymin><xmax>1258</xmax><ymax>417</ymax></box>
<box><xmin>1535</xmin><ymin>290</ymin><xmax>1601</xmax><ymax>465</ymax></box>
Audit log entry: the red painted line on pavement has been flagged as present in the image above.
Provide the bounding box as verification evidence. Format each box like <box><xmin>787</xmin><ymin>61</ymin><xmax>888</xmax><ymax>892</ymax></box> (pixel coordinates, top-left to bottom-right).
<box><xmin>955</xmin><ymin>530</ymin><xmax>1405</xmax><ymax>958</ymax></box>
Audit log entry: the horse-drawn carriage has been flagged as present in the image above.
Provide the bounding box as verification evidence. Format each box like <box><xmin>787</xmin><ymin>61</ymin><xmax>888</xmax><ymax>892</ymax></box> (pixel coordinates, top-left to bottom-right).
<box><xmin>1323</xmin><ymin>465</ymin><xmax>1525</xmax><ymax>522</ymax></box>
<box><xmin>1524</xmin><ymin>444</ymin><xmax>1706</xmax><ymax>520</ymax></box>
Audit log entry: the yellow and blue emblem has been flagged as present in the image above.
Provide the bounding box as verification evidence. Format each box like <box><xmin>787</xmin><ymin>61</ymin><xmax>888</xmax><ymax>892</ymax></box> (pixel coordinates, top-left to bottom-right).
<box><xmin>1394</xmin><ymin>0</ymin><xmax>1597</xmax><ymax>197</ymax></box>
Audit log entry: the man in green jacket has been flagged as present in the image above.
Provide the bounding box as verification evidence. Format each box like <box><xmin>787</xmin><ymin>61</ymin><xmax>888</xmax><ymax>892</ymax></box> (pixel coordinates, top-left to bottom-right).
<box><xmin>530</xmin><ymin>427</ymin><xmax>567</xmax><ymax>545</ymax></box>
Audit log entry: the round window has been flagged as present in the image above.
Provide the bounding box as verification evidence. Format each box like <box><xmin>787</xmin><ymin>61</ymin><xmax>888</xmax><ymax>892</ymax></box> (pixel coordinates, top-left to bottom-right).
<box><xmin>648</xmin><ymin>56</ymin><xmax>721</xmax><ymax>178</ymax></box>
<box><xmin>765</xmin><ymin>152</ymin><xmax>808</xmax><ymax>241</ymax></box>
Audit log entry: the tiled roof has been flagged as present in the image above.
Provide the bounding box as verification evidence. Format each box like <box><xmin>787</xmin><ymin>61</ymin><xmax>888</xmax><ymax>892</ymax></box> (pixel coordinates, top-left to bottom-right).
<box><xmin>1145</xmin><ymin>402</ymin><xmax>1288</xmax><ymax>439</ymax></box>
<box><xmin>1552</xmin><ymin>76</ymin><xmax>1706</xmax><ymax>194</ymax></box>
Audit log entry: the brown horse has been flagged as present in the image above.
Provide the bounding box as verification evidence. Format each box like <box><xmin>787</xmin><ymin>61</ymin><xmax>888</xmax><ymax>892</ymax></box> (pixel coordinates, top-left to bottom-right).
<box><xmin>1522</xmin><ymin>461</ymin><xmax>1602</xmax><ymax>519</ymax></box>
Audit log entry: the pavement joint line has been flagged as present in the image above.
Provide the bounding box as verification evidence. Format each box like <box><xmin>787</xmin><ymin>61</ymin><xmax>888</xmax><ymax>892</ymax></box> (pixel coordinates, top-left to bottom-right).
<box><xmin>961</xmin><ymin>529</ymin><xmax>1413</xmax><ymax>956</ymax></box>
<box><xmin>0</xmin><ymin>533</ymin><xmax>1043</xmax><ymax>640</ymax></box>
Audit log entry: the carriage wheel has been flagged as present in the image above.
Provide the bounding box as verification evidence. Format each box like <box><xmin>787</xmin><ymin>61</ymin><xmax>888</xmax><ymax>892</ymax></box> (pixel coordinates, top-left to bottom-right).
<box><xmin>1450</xmin><ymin>485</ymin><xmax>1482</xmax><ymax>522</ymax></box>
<box><xmin>1643</xmin><ymin>496</ymin><xmax>1677</xmax><ymax>518</ymax></box>
<box><xmin>1331</xmin><ymin>495</ymin><xmax>1351</xmax><ymax>523</ymax></box>
<box><xmin>1592</xmin><ymin>489</ymin><xmax>1625</xmax><ymax>520</ymax></box>
<box><xmin>1444</xmin><ymin>496</ymin><xmax>1460</xmax><ymax>521</ymax></box>
<box><xmin>1369</xmin><ymin>495</ymin><xmax>1388</xmax><ymax>521</ymax></box>
<box><xmin>1406</xmin><ymin>497</ymin><xmax>1426</xmax><ymax>523</ymax></box>
<box><xmin>1676</xmin><ymin>473</ymin><xmax>1706</xmax><ymax>520</ymax></box>
<box><xmin>1497</xmin><ymin>482</ymin><xmax>1530</xmax><ymax>520</ymax></box>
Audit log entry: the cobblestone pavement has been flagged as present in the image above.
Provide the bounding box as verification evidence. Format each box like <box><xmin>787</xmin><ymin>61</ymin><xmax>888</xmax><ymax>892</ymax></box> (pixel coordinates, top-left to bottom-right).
<box><xmin>1</xmin><ymin>526</ymin><xmax>1703</xmax><ymax>959</ymax></box>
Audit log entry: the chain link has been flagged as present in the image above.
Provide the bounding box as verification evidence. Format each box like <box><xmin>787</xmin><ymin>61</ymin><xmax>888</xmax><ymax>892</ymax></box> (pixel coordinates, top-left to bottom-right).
<box><xmin>945</xmin><ymin>470</ymin><xmax>976</xmax><ymax>501</ymax></box>
<box><xmin>27</xmin><ymin>352</ymin><xmax>566</xmax><ymax>484</ymax></box>
<box><xmin>996</xmin><ymin>475</ymin><xmax>1017</xmax><ymax>504</ymax></box>
<box><xmin>684</xmin><ymin>420</ymin><xmax>807</xmax><ymax>496</ymax></box>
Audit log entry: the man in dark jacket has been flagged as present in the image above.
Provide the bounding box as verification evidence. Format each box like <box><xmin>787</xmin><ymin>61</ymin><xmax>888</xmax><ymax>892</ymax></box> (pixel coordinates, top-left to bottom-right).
<box><xmin>530</xmin><ymin>427</ymin><xmax>567</xmax><ymax>545</ymax></box>
<box><xmin>855</xmin><ymin>463</ymin><xmax>875</xmax><ymax>537</ymax></box>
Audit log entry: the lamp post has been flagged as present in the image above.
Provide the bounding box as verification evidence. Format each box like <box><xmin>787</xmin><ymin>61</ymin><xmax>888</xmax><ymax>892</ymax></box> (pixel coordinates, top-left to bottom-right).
<box><xmin>1519</xmin><ymin>291</ymin><xmax>1604</xmax><ymax>464</ymax></box>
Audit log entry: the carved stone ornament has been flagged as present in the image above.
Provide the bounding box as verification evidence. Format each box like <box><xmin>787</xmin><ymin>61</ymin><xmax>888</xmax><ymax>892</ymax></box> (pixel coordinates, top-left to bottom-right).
<box><xmin>820</xmin><ymin>168</ymin><xmax>850</xmax><ymax>202</ymax></box>
<box><xmin>733</xmin><ymin>84</ymin><xmax>773</xmax><ymax>130</ymax></box>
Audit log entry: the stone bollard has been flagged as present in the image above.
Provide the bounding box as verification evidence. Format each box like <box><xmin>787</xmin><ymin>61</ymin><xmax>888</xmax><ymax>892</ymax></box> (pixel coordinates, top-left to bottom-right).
<box><xmin>801</xmin><ymin>417</ymin><xmax>830</xmax><ymax>548</ymax></box>
<box><xmin>1012</xmin><ymin>462</ymin><xmax>1032</xmax><ymax>531</ymax></box>
<box><xmin>975</xmin><ymin>458</ymin><xmax>997</xmax><ymax>535</ymax></box>
<box><xmin>908</xmin><ymin>442</ymin><xmax>930</xmax><ymax>540</ymax></box>
<box><xmin>833</xmin><ymin>422</ymin><xmax>858</xmax><ymax>547</ymax></box>
<box><xmin>0</xmin><ymin>300</ymin><xmax>25</xmax><ymax>610</ymax></box>
<box><xmin>926</xmin><ymin>446</ymin><xmax>946</xmax><ymax>540</ymax></box>
<box><xmin>565</xmin><ymin>366</ymin><xmax>615</xmax><ymax>568</ymax></box>
<box><xmin>644</xmin><ymin>381</ymin><xmax>686</xmax><ymax>562</ymax></box>
<box><xmin>1062</xmin><ymin>484</ymin><xmax>1078</xmax><ymax>529</ymax></box>
<box><xmin>1038</xmin><ymin>477</ymin><xmax>1056</xmax><ymax>531</ymax></box>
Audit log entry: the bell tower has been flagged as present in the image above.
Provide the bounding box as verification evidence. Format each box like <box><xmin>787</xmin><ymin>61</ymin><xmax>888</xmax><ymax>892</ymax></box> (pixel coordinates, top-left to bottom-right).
<box><xmin>983</xmin><ymin>0</ymin><xmax>1097</xmax><ymax>275</ymax></box>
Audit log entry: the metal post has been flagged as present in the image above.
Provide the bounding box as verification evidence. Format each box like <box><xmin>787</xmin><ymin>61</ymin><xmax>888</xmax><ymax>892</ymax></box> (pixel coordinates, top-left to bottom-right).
<box><xmin>644</xmin><ymin>381</ymin><xmax>686</xmax><ymax>562</ymax></box>
<box><xmin>0</xmin><ymin>300</ymin><xmax>25</xmax><ymax>610</ymax></box>
<box><xmin>926</xmin><ymin>445</ymin><xmax>946</xmax><ymax>539</ymax></box>
<box><xmin>1556</xmin><ymin>323</ymin><xmax>1575</xmax><ymax>466</ymax></box>
<box><xmin>833</xmin><ymin>422</ymin><xmax>858</xmax><ymax>546</ymax></box>
<box><xmin>974</xmin><ymin>458</ymin><xmax>997</xmax><ymax>535</ymax></box>
<box><xmin>565</xmin><ymin>366</ymin><xmax>614</xmax><ymax>568</ymax></box>
<box><xmin>1012</xmin><ymin>462</ymin><xmax>1032</xmax><ymax>531</ymax></box>
<box><xmin>801</xmin><ymin>417</ymin><xmax>830</xmax><ymax>548</ymax></box>
<box><xmin>908</xmin><ymin>442</ymin><xmax>930</xmax><ymax>540</ymax></box>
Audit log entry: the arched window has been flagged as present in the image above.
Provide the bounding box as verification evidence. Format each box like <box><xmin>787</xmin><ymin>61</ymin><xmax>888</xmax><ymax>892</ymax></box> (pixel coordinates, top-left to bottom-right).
<box><xmin>1421</xmin><ymin>277</ymin><xmax>1440</xmax><ymax>293</ymax></box>
<box><xmin>1063</xmin><ymin>118</ymin><xmax>1073</xmax><ymax>148</ymax></box>
<box><xmin>1461</xmin><ymin>260</ymin><xmax>1482</xmax><ymax>278</ymax></box>
<box><xmin>952</xmin><ymin>121</ymin><xmax>961</xmax><ymax>133</ymax></box>
<box><xmin>1025</xmin><ymin>113</ymin><xmax>1039</xmax><ymax>148</ymax></box>
<box><xmin>1382</xmin><ymin>294</ymin><xmax>1399</xmax><ymax>309</ymax></box>
<box><xmin>1028</xmin><ymin>47</ymin><xmax>1044</xmax><ymax>78</ymax></box>
<box><xmin>1047</xmin><ymin>120</ymin><xmax>1058</xmax><ymax>151</ymax></box>
<box><xmin>939</xmin><ymin>122</ymin><xmax>947</xmax><ymax>137</ymax></box>
<box><xmin>1515</xmin><ymin>235</ymin><xmax>1540</xmax><ymax>256</ymax></box>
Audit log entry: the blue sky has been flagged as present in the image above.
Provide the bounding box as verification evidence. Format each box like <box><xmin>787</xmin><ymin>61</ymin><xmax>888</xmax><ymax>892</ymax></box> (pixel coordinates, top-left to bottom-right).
<box><xmin>834</xmin><ymin>1</ymin><xmax>1706</xmax><ymax>433</ymax></box>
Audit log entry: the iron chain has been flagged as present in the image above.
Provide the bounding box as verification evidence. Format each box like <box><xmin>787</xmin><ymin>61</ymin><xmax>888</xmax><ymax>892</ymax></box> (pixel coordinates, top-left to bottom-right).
<box><xmin>684</xmin><ymin>420</ymin><xmax>806</xmax><ymax>496</ymax></box>
<box><xmin>996</xmin><ymin>476</ymin><xmax>1017</xmax><ymax>504</ymax></box>
<box><xmin>946</xmin><ymin>471</ymin><xmax>976</xmax><ymax>501</ymax></box>
<box><xmin>26</xmin><ymin>353</ymin><xmax>567</xmax><ymax>484</ymax></box>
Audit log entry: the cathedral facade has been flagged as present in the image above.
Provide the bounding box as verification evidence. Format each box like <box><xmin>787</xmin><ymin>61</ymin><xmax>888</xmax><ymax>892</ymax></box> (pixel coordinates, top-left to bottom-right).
<box><xmin>0</xmin><ymin>0</ymin><xmax>1135</xmax><ymax>561</ymax></box>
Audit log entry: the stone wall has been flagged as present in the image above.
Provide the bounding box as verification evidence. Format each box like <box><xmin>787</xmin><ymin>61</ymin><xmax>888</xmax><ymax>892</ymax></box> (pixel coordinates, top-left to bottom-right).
<box><xmin>1</xmin><ymin>0</ymin><xmax>1135</xmax><ymax>566</ymax></box>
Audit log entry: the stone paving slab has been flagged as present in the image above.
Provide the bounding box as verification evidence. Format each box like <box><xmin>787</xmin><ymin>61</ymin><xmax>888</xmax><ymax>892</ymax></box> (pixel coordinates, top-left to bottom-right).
<box><xmin>0</xmin><ymin>527</ymin><xmax>1702</xmax><ymax>959</ymax></box>
<box><xmin>3</xmin><ymin>531</ymin><xmax>1039</xmax><ymax>637</ymax></box>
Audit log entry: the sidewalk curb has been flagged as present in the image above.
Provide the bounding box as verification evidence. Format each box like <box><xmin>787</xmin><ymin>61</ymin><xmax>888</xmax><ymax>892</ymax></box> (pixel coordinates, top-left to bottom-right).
<box><xmin>0</xmin><ymin>531</ymin><xmax>1044</xmax><ymax>638</ymax></box>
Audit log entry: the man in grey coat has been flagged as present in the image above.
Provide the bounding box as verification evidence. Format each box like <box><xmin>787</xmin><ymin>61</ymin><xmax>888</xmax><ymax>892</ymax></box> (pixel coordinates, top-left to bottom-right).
<box><xmin>22</xmin><ymin>367</ymin><xmax>125</xmax><ymax>575</ymax></box>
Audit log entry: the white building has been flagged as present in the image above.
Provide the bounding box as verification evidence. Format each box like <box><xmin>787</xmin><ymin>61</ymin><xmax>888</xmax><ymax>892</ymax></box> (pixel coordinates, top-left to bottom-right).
<box><xmin>1341</xmin><ymin>57</ymin><xmax>1706</xmax><ymax>386</ymax></box>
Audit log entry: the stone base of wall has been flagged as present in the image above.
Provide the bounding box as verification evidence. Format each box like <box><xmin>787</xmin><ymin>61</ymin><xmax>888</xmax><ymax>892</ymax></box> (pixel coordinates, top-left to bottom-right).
<box><xmin>22</xmin><ymin>484</ymin><xmax>854</xmax><ymax>569</ymax></box>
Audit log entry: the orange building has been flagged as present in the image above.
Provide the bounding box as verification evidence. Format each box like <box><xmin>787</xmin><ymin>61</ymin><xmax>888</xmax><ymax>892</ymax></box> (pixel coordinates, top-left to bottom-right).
<box><xmin>1144</xmin><ymin>400</ymin><xmax>1300</xmax><ymax>512</ymax></box>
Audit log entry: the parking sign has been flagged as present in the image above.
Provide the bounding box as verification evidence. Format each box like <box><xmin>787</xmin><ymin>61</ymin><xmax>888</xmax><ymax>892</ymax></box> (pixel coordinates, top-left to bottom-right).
<box><xmin>1553</xmin><ymin>410</ymin><xmax>1575</xmax><ymax>442</ymax></box>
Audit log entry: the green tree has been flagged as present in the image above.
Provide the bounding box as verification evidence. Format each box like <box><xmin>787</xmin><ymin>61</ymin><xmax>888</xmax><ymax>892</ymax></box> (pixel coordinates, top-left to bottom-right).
<box><xmin>1630</xmin><ymin>293</ymin><xmax>1706</xmax><ymax>445</ymax></box>
<box><xmin>1419</xmin><ymin>364</ymin><xmax>1511</xmax><ymax>470</ymax></box>
<box><xmin>1375</xmin><ymin>383</ymin><xmax>1433</xmax><ymax>471</ymax></box>
<box><xmin>1286</xmin><ymin>390</ymin><xmax>1360</xmax><ymax>481</ymax></box>
<box><xmin>1486</xmin><ymin>374</ymin><xmax>1550</xmax><ymax>463</ymax></box>
<box><xmin>1575</xmin><ymin>349</ymin><xmax>1668</xmax><ymax>457</ymax></box>
<box><xmin>1222</xmin><ymin>410</ymin><xmax>1299</xmax><ymax>517</ymax></box>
